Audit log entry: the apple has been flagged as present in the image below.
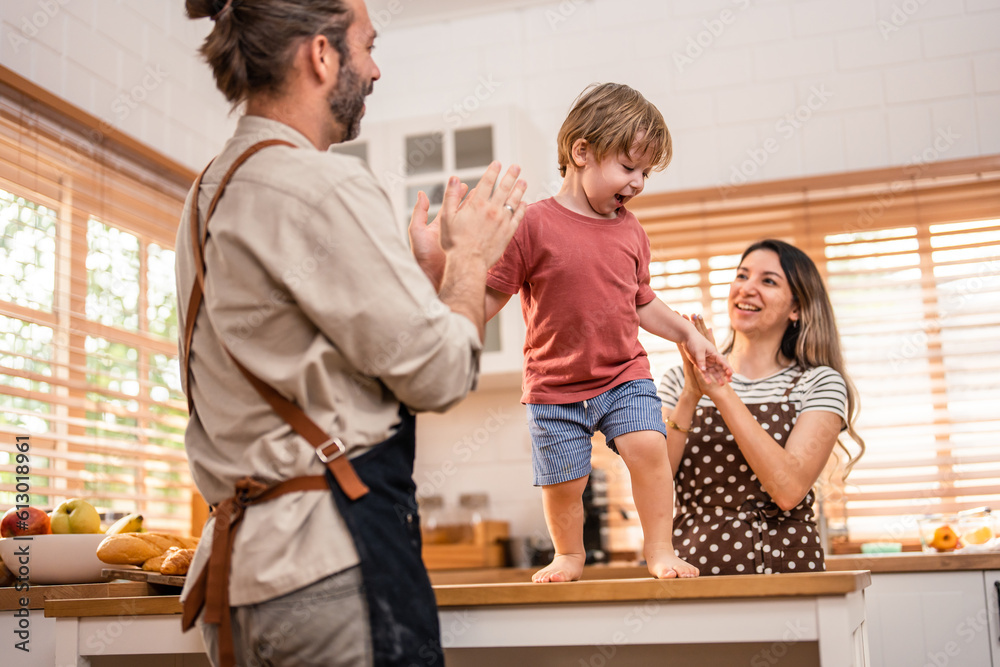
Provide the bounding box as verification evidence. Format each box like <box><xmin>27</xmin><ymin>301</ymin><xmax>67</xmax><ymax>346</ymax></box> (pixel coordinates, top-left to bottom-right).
<box><xmin>0</xmin><ymin>506</ymin><xmax>52</xmax><ymax>537</ymax></box>
<box><xmin>49</xmin><ymin>498</ymin><xmax>102</xmax><ymax>534</ymax></box>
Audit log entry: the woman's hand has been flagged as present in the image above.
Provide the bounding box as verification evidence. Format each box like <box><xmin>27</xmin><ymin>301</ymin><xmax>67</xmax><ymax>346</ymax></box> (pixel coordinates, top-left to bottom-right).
<box><xmin>681</xmin><ymin>315</ymin><xmax>732</xmax><ymax>388</ymax></box>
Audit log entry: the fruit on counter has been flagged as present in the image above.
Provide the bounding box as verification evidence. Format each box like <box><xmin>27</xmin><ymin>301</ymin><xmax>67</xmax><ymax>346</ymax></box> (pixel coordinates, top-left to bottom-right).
<box><xmin>963</xmin><ymin>526</ymin><xmax>993</xmax><ymax>545</ymax></box>
<box><xmin>929</xmin><ymin>525</ymin><xmax>960</xmax><ymax>551</ymax></box>
<box><xmin>49</xmin><ymin>498</ymin><xmax>102</xmax><ymax>534</ymax></box>
<box><xmin>105</xmin><ymin>513</ymin><xmax>144</xmax><ymax>535</ymax></box>
<box><xmin>0</xmin><ymin>506</ymin><xmax>52</xmax><ymax>537</ymax></box>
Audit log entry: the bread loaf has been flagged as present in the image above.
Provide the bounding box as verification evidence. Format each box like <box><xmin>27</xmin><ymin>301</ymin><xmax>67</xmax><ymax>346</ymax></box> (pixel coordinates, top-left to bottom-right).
<box><xmin>160</xmin><ymin>547</ymin><xmax>194</xmax><ymax>576</ymax></box>
<box><xmin>97</xmin><ymin>533</ymin><xmax>199</xmax><ymax>566</ymax></box>
<box><xmin>141</xmin><ymin>551</ymin><xmax>169</xmax><ymax>572</ymax></box>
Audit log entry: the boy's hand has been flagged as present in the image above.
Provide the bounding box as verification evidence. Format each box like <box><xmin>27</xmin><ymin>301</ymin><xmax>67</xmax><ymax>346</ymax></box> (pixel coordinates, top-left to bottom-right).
<box><xmin>682</xmin><ymin>315</ymin><xmax>732</xmax><ymax>386</ymax></box>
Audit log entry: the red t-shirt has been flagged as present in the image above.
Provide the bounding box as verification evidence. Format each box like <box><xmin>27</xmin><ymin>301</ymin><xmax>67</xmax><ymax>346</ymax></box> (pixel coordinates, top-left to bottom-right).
<box><xmin>487</xmin><ymin>198</ymin><xmax>656</xmax><ymax>404</ymax></box>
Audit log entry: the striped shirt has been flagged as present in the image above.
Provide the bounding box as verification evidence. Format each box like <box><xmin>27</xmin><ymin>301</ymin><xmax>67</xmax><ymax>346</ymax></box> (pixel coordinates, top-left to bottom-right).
<box><xmin>658</xmin><ymin>364</ymin><xmax>848</xmax><ymax>428</ymax></box>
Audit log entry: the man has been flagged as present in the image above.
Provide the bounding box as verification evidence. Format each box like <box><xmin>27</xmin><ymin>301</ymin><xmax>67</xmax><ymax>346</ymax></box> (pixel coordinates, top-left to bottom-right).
<box><xmin>175</xmin><ymin>1</ymin><xmax>527</xmax><ymax>665</ymax></box>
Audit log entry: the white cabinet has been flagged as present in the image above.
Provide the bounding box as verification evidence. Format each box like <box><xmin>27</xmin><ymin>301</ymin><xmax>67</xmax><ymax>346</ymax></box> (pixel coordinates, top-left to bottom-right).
<box><xmin>988</xmin><ymin>570</ymin><xmax>1000</xmax><ymax>666</ymax></box>
<box><xmin>864</xmin><ymin>571</ymin><xmax>997</xmax><ymax>666</ymax></box>
<box><xmin>336</xmin><ymin>106</ymin><xmax>549</xmax><ymax>387</ymax></box>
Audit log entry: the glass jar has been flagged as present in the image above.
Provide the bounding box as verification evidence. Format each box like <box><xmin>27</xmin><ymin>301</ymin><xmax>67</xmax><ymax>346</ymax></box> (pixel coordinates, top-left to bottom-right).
<box><xmin>457</xmin><ymin>493</ymin><xmax>490</xmax><ymax>543</ymax></box>
<box><xmin>418</xmin><ymin>495</ymin><xmax>450</xmax><ymax>545</ymax></box>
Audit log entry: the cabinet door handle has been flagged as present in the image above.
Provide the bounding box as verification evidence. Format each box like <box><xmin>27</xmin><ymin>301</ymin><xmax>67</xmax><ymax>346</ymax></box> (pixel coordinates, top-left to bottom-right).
<box><xmin>995</xmin><ymin>580</ymin><xmax>1000</xmax><ymax>642</ymax></box>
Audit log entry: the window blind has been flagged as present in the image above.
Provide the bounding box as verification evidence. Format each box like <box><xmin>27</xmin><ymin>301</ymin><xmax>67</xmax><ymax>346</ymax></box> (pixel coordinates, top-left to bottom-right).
<box><xmin>0</xmin><ymin>66</ymin><xmax>195</xmax><ymax>533</ymax></box>
<box><xmin>599</xmin><ymin>156</ymin><xmax>1000</xmax><ymax>554</ymax></box>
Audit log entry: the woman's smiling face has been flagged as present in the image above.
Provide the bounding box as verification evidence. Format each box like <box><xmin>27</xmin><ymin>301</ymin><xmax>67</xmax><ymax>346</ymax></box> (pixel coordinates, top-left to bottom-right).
<box><xmin>729</xmin><ymin>249</ymin><xmax>799</xmax><ymax>336</ymax></box>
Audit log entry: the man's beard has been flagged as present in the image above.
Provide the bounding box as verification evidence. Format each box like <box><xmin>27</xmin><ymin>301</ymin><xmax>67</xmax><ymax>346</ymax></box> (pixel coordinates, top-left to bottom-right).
<box><xmin>329</xmin><ymin>59</ymin><xmax>371</xmax><ymax>142</ymax></box>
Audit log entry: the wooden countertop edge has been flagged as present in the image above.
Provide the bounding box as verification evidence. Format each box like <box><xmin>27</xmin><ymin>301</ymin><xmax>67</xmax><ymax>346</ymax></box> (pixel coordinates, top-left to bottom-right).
<box><xmin>825</xmin><ymin>552</ymin><xmax>1000</xmax><ymax>573</ymax></box>
<box><xmin>429</xmin><ymin>552</ymin><xmax>1000</xmax><ymax>585</ymax></box>
<box><xmin>433</xmin><ymin>571</ymin><xmax>871</xmax><ymax>607</ymax></box>
<box><xmin>42</xmin><ymin>571</ymin><xmax>871</xmax><ymax>617</ymax></box>
<box><xmin>45</xmin><ymin>595</ymin><xmax>183</xmax><ymax>618</ymax></box>
<box><xmin>0</xmin><ymin>582</ymin><xmax>156</xmax><ymax>611</ymax></box>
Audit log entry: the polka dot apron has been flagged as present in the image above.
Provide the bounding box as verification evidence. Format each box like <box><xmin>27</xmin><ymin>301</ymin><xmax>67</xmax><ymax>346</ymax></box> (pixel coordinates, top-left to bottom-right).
<box><xmin>673</xmin><ymin>373</ymin><xmax>825</xmax><ymax>575</ymax></box>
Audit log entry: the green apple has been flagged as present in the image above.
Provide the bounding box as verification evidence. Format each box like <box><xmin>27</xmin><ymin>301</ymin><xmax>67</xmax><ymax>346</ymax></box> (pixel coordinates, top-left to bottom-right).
<box><xmin>49</xmin><ymin>498</ymin><xmax>102</xmax><ymax>534</ymax></box>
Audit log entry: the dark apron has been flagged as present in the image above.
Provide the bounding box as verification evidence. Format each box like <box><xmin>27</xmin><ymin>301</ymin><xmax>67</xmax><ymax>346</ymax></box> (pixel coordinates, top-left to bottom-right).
<box><xmin>328</xmin><ymin>407</ymin><xmax>444</xmax><ymax>666</ymax></box>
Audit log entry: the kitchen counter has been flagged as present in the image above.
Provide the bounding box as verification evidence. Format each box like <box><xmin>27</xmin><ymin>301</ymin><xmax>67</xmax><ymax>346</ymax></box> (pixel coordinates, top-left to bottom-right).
<box><xmin>826</xmin><ymin>550</ymin><xmax>1000</xmax><ymax>573</ymax></box>
<box><xmin>428</xmin><ymin>550</ymin><xmax>1000</xmax><ymax>584</ymax></box>
<box><xmin>39</xmin><ymin>571</ymin><xmax>871</xmax><ymax>667</ymax></box>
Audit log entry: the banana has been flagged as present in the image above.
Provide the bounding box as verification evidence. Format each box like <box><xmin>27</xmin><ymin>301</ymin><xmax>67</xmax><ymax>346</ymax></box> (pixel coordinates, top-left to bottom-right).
<box><xmin>105</xmin><ymin>513</ymin><xmax>144</xmax><ymax>535</ymax></box>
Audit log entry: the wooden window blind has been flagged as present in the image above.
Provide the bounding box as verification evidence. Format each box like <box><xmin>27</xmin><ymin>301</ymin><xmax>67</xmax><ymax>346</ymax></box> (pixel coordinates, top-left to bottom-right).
<box><xmin>597</xmin><ymin>156</ymin><xmax>1000</xmax><ymax>554</ymax></box>
<box><xmin>0</xmin><ymin>66</ymin><xmax>196</xmax><ymax>532</ymax></box>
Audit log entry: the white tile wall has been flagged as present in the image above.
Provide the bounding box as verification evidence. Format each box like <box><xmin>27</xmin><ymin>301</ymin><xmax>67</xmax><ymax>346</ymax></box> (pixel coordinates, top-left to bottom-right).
<box><xmin>0</xmin><ymin>0</ymin><xmax>234</xmax><ymax>170</ymax></box>
<box><xmin>1</xmin><ymin>0</ymin><xmax>998</xmax><ymax>541</ymax></box>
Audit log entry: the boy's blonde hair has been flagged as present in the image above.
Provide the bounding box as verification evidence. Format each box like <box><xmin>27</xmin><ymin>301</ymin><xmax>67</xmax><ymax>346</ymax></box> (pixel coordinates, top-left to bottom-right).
<box><xmin>557</xmin><ymin>83</ymin><xmax>672</xmax><ymax>177</ymax></box>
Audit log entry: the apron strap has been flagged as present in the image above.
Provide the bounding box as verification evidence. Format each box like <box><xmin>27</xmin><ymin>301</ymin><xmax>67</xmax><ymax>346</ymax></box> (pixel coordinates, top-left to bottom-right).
<box><xmin>178</xmin><ymin>140</ymin><xmax>371</xmax><ymax>666</ymax></box>
<box><xmin>179</xmin><ymin>138</ymin><xmax>368</xmax><ymax>501</ymax></box>
<box><xmin>181</xmin><ymin>475</ymin><xmax>330</xmax><ymax>667</ymax></box>
<box><xmin>782</xmin><ymin>369</ymin><xmax>806</xmax><ymax>398</ymax></box>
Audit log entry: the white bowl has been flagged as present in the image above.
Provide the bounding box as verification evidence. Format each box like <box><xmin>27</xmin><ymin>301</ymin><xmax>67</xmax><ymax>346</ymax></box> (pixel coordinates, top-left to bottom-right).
<box><xmin>0</xmin><ymin>533</ymin><xmax>110</xmax><ymax>585</ymax></box>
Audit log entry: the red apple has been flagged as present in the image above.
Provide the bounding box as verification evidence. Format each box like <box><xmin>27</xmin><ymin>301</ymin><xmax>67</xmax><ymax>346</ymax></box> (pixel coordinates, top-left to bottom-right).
<box><xmin>0</xmin><ymin>506</ymin><xmax>52</xmax><ymax>537</ymax></box>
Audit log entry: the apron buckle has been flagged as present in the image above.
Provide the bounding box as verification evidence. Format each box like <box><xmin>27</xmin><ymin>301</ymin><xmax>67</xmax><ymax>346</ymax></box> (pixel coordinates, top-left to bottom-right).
<box><xmin>316</xmin><ymin>437</ymin><xmax>347</xmax><ymax>463</ymax></box>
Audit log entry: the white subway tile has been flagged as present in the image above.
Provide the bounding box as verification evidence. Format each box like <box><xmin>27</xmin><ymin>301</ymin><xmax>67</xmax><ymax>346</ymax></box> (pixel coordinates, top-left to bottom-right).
<box><xmin>842</xmin><ymin>109</ymin><xmax>891</xmax><ymax>170</ymax></box>
<box><xmin>30</xmin><ymin>40</ymin><xmax>63</xmax><ymax>100</ymax></box>
<box><xmin>660</xmin><ymin>92</ymin><xmax>716</xmax><ymax>130</ymax></box>
<box><xmin>976</xmin><ymin>94</ymin><xmax>1000</xmax><ymax>153</ymax></box>
<box><xmin>660</xmin><ymin>127</ymin><xmax>721</xmax><ymax>191</ymax></box>
<box><xmin>62</xmin><ymin>59</ymin><xmax>92</xmax><ymax>112</ymax></box>
<box><xmin>794</xmin><ymin>71</ymin><xmax>884</xmax><ymax>113</ymax></box>
<box><xmin>62</xmin><ymin>0</ymin><xmax>96</xmax><ymax>28</ymax></box>
<box><xmin>966</xmin><ymin>0</ymin><xmax>1000</xmax><ymax>11</ymax></box>
<box><xmin>929</xmin><ymin>98</ymin><xmax>981</xmax><ymax>157</ymax></box>
<box><xmin>715</xmin><ymin>82</ymin><xmax>797</xmax><ymax>124</ymax></box>
<box><xmin>885</xmin><ymin>104</ymin><xmax>934</xmax><ymax>163</ymax></box>
<box><xmin>95</xmin><ymin>6</ymin><xmax>146</xmax><ymax>61</ymax></box>
<box><xmin>0</xmin><ymin>20</ymin><xmax>33</xmax><ymax>78</ymax></box>
<box><xmin>801</xmin><ymin>115</ymin><xmax>847</xmax><ymax>174</ymax></box>
<box><xmin>973</xmin><ymin>53</ymin><xmax>1000</xmax><ymax>92</ymax></box>
<box><xmin>836</xmin><ymin>25</ymin><xmax>923</xmax><ymax>70</ymax></box>
<box><xmin>121</xmin><ymin>0</ymin><xmax>168</xmax><ymax>28</ymax></box>
<box><xmin>920</xmin><ymin>12</ymin><xmax>1000</xmax><ymax>58</ymax></box>
<box><xmin>65</xmin><ymin>14</ymin><xmax>119</xmax><ymax>87</ymax></box>
<box><xmin>753</xmin><ymin>119</ymin><xmax>804</xmax><ymax>182</ymax></box>
<box><xmin>669</xmin><ymin>0</ymin><xmax>739</xmax><ymax>18</ymax></box>
<box><xmin>27</xmin><ymin>4</ymin><xmax>67</xmax><ymax>55</ymax></box>
<box><xmin>721</xmin><ymin>4</ymin><xmax>793</xmax><ymax>47</ymax></box>
<box><xmin>874</xmin><ymin>0</ymin><xmax>965</xmax><ymax>25</ymax></box>
<box><xmin>884</xmin><ymin>58</ymin><xmax>974</xmax><ymax>103</ymax></box>
<box><xmin>792</xmin><ymin>0</ymin><xmax>877</xmax><ymax>36</ymax></box>
<box><xmin>674</xmin><ymin>47</ymin><xmax>753</xmax><ymax>91</ymax></box>
<box><xmin>753</xmin><ymin>37</ymin><xmax>838</xmax><ymax>81</ymax></box>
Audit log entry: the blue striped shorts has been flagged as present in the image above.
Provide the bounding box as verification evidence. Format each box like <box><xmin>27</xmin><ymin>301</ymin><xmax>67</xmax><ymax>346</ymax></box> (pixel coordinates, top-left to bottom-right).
<box><xmin>526</xmin><ymin>379</ymin><xmax>667</xmax><ymax>486</ymax></box>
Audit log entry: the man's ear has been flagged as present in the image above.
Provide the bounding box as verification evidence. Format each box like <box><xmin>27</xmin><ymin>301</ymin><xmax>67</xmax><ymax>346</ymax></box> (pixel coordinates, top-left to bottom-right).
<box><xmin>570</xmin><ymin>138</ymin><xmax>589</xmax><ymax>169</ymax></box>
<box><xmin>306</xmin><ymin>34</ymin><xmax>338</xmax><ymax>84</ymax></box>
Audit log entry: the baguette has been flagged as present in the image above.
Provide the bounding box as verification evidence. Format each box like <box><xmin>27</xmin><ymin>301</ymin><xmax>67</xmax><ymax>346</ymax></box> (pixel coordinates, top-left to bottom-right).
<box><xmin>97</xmin><ymin>533</ymin><xmax>198</xmax><ymax>566</ymax></box>
<box><xmin>160</xmin><ymin>547</ymin><xmax>194</xmax><ymax>576</ymax></box>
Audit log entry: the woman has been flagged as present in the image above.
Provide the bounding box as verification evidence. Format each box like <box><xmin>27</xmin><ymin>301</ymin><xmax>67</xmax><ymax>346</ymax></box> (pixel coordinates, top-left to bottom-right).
<box><xmin>659</xmin><ymin>239</ymin><xmax>864</xmax><ymax>575</ymax></box>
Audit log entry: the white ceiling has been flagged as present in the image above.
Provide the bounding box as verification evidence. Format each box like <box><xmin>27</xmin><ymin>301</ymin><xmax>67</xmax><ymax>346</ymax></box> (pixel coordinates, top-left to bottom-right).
<box><xmin>365</xmin><ymin>0</ymin><xmax>556</xmax><ymax>30</ymax></box>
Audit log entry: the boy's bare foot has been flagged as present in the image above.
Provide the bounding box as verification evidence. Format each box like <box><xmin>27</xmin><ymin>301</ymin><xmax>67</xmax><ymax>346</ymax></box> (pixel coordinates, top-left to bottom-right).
<box><xmin>645</xmin><ymin>542</ymin><xmax>699</xmax><ymax>579</ymax></box>
<box><xmin>531</xmin><ymin>553</ymin><xmax>586</xmax><ymax>583</ymax></box>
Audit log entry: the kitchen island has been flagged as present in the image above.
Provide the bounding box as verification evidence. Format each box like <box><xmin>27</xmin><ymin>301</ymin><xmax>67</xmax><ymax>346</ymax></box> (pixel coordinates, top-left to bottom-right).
<box><xmin>22</xmin><ymin>570</ymin><xmax>871</xmax><ymax>666</ymax></box>
<box><xmin>5</xmin><ymin>552</ymin><xmax>1000</xmax><ymax>665</ymax></box>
